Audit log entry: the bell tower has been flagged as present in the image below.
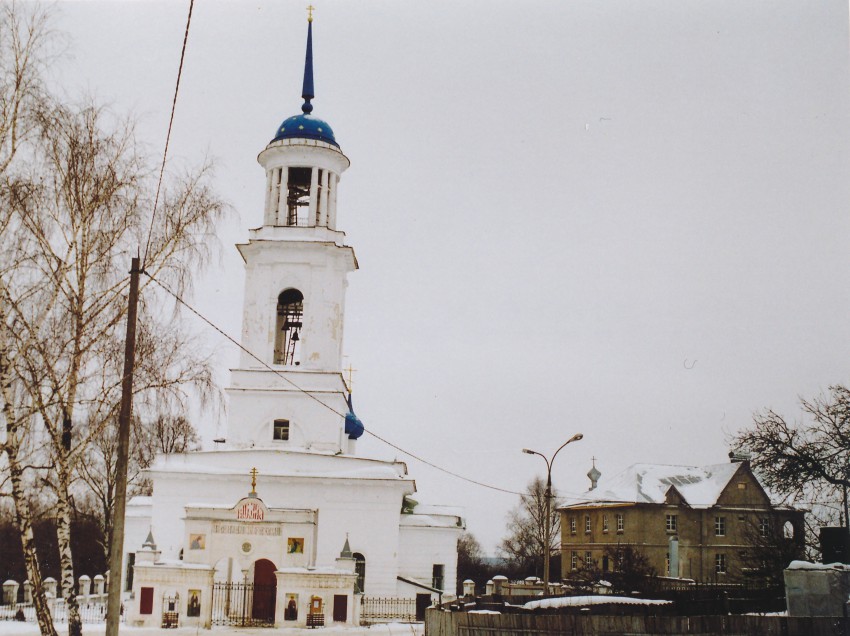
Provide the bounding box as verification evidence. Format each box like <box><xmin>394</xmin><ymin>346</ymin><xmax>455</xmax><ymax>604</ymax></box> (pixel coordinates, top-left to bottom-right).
<box><xmin>225</xmin><ymin>13</ymin><xmax>360</xmax><ymax>453</ymax></box>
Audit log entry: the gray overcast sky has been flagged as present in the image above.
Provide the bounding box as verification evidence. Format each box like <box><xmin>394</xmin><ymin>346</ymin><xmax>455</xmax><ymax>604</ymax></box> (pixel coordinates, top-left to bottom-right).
<box><xmin>54</xmin><ymin>1</ymin><xmax>850</xmax><ymax>554</ymax></box>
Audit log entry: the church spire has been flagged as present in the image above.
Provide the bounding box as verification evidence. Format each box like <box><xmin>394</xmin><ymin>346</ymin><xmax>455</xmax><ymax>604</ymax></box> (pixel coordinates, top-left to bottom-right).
<box><xmin>301</xmin><ymin>7</ymin><xmax>315</xmax><ymax>114</ymax></box>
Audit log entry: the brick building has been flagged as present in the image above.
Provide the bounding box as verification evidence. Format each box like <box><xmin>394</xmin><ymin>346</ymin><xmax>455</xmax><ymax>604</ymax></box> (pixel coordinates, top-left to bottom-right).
<box><xmin>558</xmin><ymin>458</ymin><xmax>804</xmax><ymax>583</ymax></box>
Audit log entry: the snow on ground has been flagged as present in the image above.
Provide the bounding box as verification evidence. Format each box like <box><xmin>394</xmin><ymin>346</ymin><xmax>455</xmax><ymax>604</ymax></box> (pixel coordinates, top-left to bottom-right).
<box><xmin>523</xmin><ymin>595</ymin><xmax>673</xmax><ymax>610</ymax></box>
<box><xmin>0</xmin><ymin>623</ymin><xmax>423</xmax><ymax>636</ymax></box>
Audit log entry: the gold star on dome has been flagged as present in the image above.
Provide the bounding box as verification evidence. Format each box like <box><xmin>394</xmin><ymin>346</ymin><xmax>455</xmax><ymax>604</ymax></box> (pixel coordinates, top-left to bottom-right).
<box><xmin>317</xmin><ymin>127</ymin><xmax>323</xmax><ymax>132</ymax></box>
<box><xmin>298</xmin><ymin>125</ymin><xmax>304</xmax><ymax>130</ymax></box>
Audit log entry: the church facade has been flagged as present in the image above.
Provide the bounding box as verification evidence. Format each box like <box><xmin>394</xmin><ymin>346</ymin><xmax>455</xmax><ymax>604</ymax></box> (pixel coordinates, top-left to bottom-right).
<box><xmin>122</xmin><ymin>16</ymin><xmax>462</xmax><ymax>629</ymax></box>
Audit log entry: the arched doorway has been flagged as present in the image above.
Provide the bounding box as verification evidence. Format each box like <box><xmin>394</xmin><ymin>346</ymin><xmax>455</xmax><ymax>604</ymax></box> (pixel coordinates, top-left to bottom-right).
<box><xmin>252</xmin><ymin>559</ymin><xmax>277</xmax><ymax>623</ymax></box>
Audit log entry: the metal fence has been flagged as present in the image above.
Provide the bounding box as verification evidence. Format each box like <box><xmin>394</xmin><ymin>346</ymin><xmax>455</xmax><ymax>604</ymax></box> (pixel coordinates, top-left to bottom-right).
<box><xmin>361</xmin><ymin>596</ymin><xmax>417</xmax><ymax>623</ymax></box>
<box><xmin>211</xmin><ymin>581</ymin><xmax>276</xmax><ymax>627</ymax></box>
<box><xmin>0</xmin><ymin>599</ymin><xmax>123</xmax><ymax>624</ymax></box>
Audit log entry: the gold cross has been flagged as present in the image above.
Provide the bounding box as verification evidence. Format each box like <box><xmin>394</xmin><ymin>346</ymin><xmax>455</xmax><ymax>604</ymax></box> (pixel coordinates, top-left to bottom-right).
<box><xmin>250</xmin><ymin>467</ymin><xmax>259</xmax><ymax>494</ymax></box>
<box><xmin>307</xmin><ymin>5</ymin><xmax>315</xmax><ymax>22</ymax></box>
<box><xmin>344</xmin><ymin>363</ymin><xmax>357</xmax><ymax>393</ymax></box>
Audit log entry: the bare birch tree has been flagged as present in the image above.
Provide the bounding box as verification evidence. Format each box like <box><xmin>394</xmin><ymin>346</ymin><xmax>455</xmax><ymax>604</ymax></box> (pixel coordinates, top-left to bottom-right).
<box><xmin>0</xmin><ymin>4</ymin><xmax>60</xmax><ymax>635</ymax></box>
<box><xmin>5</xmin><ymin>100</ymin><xmax>224</xmax><ymax>636</ymax></box>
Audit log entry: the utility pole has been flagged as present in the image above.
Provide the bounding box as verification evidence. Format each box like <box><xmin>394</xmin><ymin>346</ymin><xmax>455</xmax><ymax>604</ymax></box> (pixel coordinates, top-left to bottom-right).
<box><xmin>105</xmin><ymin>257</ymin><xmax>141</xmax><ymax>636</ymax></box>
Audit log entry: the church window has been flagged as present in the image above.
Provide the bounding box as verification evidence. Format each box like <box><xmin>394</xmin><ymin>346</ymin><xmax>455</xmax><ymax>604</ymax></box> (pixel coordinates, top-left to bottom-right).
<box><xmin>275</xmin><ymin>289</ymin><xmax>303</xmax><ymax>365</ymax></box>
<box><xmin>432</xmin><ymin>564</ymin><xmax>445</xmax><ymax>590</ymax></box>
<box><xmin>569</xmin><ymin>516</ymin><xmax>576</xmax><ymax>534</ymax></box>
<box><xmin>584</xmin><ymin>515</ymin><xmax>591</xmax><ymax>533</ymax></box>
<box><xmin>584</xmin><ymin>551</ymin><xmax>592</xmax><ymax>567</ymax></box>
<box><xmin>602</xmin><ymin>514</ymin><xmax>609</xmax><ymax>533</ymax></box>
<box><xmin>783</xmin><ymin>520</ymin><xmax>795</xmax><ymax>539</ymax></box>
<box><xmin>715</xmin><ymin>516</ymin><xmax>726</xmax><ymax>536</ymax></box>
<box><xmin>570</xmin><ymin>551</ymin><xmax>578</xmax><ymax>571</ymax></box>
<box><xmin>759</xmin><ymin>517</ymin><xmax>770</xmax><ymax>537</ymax></box>
<box><xmin>666</xmin><ymin>514</ymin><xmax>677</xmax><ymax>532</ymax></box>
<box><xmin>286</xmin><ymin>167</ymin><xmax>312</xmax><ymax>226</ymax></box>
<box><xmin>315</xmin><ymin>169</ymin><xmax>326</xmax><ymax>225</ymax></box>
<box><xmin>125</xmin><ymin>553</ymin><xmax>135</xmax><ymax>591</ymax></box>
<box><xmin>354</xmin><ymin>553</ymin><xmax>366</xmax><ymax>593</ymax></box>
<box><xmin>616</xmin><ymin>513</ymin><xmax>624</xmax><ymax>533</ymax></box>
<box><xmin>273</xmin><ymin>419</ymin><xmax>290</xmax><ymax>441</ymax></box>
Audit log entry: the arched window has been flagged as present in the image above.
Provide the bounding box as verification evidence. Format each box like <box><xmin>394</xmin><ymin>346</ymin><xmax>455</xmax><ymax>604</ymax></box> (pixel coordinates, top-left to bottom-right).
<box><xmin>275</xmin><ymin>289</ymin><xmax>303</xmax><ymax>365</ymax></box>
<box><xmin>353</xmin><ymin>552</ymin><xmax>366</xmax><ymax>594</ymax></box>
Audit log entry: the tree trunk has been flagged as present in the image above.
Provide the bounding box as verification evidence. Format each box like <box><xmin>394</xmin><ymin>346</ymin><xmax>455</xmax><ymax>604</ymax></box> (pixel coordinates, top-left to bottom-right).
<box><xmin>54</xmin><ymin>466</ymin><xmax>82</xmax><ymax>636</ymax></box>
<box><xmin>0</xmin><ymin>310</ymin><xmax>58</xmax><ymax>636</ymax></box>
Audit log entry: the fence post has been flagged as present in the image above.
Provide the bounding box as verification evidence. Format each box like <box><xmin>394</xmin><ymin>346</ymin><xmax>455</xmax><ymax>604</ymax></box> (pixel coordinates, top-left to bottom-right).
<box><xmin>78</xmin><ymin>574</ymin><xmax>91</xmax><ymax>599</ymax></box>
<box><xmin>93</xmin><ymin>575</ymin><xmax>105</xmax><ymax>597</ymax></box>
<box><xmin>2</xmin><ymin>580</ymin><xmax>19</xmax><ymax>606</ymax></box>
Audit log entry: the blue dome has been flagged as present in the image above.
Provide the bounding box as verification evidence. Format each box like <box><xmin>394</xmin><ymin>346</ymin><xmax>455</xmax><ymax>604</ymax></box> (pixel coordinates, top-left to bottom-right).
<box><xmin>272</xmin><ymin>113</ymin><xmax>339</xmax><ymax>147</ymax></box>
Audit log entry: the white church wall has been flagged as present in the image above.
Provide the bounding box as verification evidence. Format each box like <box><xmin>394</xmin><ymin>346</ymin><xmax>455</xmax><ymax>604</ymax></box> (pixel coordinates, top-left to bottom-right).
<box><xmin>128</xmin><ymin>458</ymin><xmax>415</xmax><ymax>596</ymax></box>
<box><xmin>397</xmin><ymin>522</ymin><xmax>461</xmax><ymax>596</ymax></box>
<box><xmin>236</xmin><ymin>241</ymin><xmax>354</xmax><ymax>374</ymax></box>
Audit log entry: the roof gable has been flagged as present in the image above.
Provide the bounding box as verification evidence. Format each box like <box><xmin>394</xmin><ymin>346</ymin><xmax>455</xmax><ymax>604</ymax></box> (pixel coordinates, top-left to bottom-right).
<box><xmin>564</xmin><ymin>461</ymin><xmax>749</xmax><ymax>509</ymax></box>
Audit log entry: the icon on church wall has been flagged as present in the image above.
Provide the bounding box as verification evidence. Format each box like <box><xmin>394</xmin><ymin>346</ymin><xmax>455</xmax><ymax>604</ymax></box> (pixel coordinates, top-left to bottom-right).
<box><xmin>284</xmin><ymin>593</ymin><xmax>298</xmax><ymax>621</ymax></box>
<box><xmin>189</xmin><ymin>534</ymin><xmax>205</xmax><ymax>550</ymax></box>
<box><xmin>187</xmin><ymin>590</ymin><xmax>201</xmax><ymax>617</ymax></box>
<box><xmin>287</xmin><ymin>537</ymin><xmax>304</xmax><ymax>553</ymax></box>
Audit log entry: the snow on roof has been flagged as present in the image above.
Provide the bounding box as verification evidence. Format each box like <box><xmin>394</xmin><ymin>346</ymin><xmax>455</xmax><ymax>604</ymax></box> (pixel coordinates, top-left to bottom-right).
<box><xmin>786</xmin><ymin>560</ymin><xmax>850</xmax><ymax>571</ymax></box>
<box><xmin>524</xmin><ymin>595</ymin><xmax>673</xmax><ymax>610</ymax></box>
<box><xmin>399</xmin><ymin>513</ymin><xmax>462</xmax><ymax>528</ymax></box>
<box><xmin>562</xmin><ymin>462</ymin><xmax>744</xmax><ymax>509</ymax></box>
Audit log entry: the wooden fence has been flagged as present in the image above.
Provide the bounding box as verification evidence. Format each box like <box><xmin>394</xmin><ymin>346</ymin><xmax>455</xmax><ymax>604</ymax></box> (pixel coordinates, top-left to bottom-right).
<box><xmin>425</xmin><ymin>609</ymin><xmax>850</xmax><ymax>636</ymax></box>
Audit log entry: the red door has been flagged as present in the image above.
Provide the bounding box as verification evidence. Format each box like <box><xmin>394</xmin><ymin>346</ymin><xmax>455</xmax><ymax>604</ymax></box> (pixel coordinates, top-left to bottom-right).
<box><xmin>332</xmin><ymin>595</ymin><xmax>347</xmax><ymax>622</ymax></box>
<box><xmin>252</xmin><ymin>559</ymin><xmax>277</xmax><ymax>622</ymax></box>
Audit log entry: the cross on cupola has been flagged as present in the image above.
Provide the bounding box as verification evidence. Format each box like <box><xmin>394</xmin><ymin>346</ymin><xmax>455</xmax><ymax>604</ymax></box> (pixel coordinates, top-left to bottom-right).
<box><xmin>250</xmin><ymin>467</ymin><xmax>259</xmax><ymax>497</ymax></box>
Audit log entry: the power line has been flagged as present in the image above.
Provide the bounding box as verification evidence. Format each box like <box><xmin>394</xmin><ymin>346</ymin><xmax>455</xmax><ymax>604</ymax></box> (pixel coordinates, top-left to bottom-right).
<box><xmin>144</xmin><ymin>271</ymin><xmax>597</xmax><ymax>500</ymax></box>
<box><xmin>142</xmin><ymin>0</ymin><xmax>196</xmax><ymax>270</ymax></box>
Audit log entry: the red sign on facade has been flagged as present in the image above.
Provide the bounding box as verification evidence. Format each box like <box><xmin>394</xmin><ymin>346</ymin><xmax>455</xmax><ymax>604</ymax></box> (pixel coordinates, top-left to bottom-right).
<box><xmin>236</xmin><ymin>500</ymin><xmax>265</xmax><ymax>521</ymax></box>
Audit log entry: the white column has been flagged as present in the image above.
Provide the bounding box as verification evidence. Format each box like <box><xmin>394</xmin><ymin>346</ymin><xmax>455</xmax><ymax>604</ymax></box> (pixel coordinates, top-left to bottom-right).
<box><xmin>308</xmin><ymin>168</ymin><xmax>319</xmax><ymax>226</ymax></box>
<box><xmin>263</xmin><ymin>169</ymin><xmax>274</xmax><ymax>225</ymax></box>
<box><xmin>328</xmin><ymin>173</ymin><xmax>339</xmax><ymax>229</ymax></box>
<box><xmin>276</xmin><ymin>168</ymin><xmax>289</xmax><ymax>226</ymax></box>
<box><xmin>319</xmin><ymin>170</ymin><xmax>330</xmax><ymax>226</ymax></box>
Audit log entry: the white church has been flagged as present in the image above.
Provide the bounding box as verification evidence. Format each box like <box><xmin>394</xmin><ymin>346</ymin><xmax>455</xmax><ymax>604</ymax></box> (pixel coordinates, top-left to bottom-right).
<box><xmin>122</xmin><ymin>15</ymin><xmax>462</xmax><ymax>629</ymax></box>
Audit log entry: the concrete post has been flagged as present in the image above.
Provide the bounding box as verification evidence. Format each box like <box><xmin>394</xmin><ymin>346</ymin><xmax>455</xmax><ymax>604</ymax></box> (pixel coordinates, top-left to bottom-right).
<box><xmin>93</xmin><ymin>574</ymin><xmax>105</xmax><ymax>597</ymax></box>
<box><xmin>2</xmin><ymin>580</ymin><xmax>19</xmax><ymax>606</ymax></box>
<box><xmin>463</xmin><ymin>580</ymin><xmax>475</xmax><ymax>597</ymax></box>
<box><xmin>43</xmin><ymin>577</ymin><xmax>58</xmax><ymax>599</ymax></box>
<box><xmin>485</xmin><ymin>580</ymin><xmax>494</xmax><ymax>596</ymax></box>
<box><xmin>22</xmin><ymin>581</ymin><xmax>32</xmax><ymax>604</ymax></box>
<box><xmin>78</xmin><ymin>574</ymin><xmax>91</xmax><ymax>598</ymax></box>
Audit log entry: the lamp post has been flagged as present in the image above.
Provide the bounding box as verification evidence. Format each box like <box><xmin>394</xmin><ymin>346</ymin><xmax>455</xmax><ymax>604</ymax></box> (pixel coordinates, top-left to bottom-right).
<box><xmin>522</xmin><ymin>432</ymin><xmax>583</xmax><ymax>592</ymax></box>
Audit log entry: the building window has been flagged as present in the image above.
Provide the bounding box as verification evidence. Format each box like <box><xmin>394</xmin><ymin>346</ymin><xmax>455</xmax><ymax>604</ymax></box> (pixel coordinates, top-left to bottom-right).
<box><xmin>616</xmin><ymin>513</ymin><xmax>624</xmax><ymax>533</ymax></box>
<box><xmin>125</xmin><ymin>553</ymin><xmax>135</xmax><ymax>591</ymax></box>
<box><xmin>585</xmin><ymin>515</ymin><xmax>591</xmax><ymax>533</ymax></box>
<box><xmin>737</xmin><ymin>482</ymin><xmax>747</xmax><ymax>490</ymax></box>
<box><xmin>353</xmin><ymin>553</ymin><xmax>366</xmax><ymax>593</ymax></box>
<box><xmin>275</xmin><ymin>289</ymin><xmax>304</xmax><ymax>365</ymax></box>
<box><xmin>715</xmin><ymin>516</ymin><xmax>726</xmax><ymax>536</ymax></box>
<box><xmin>585</xmin><ymin>551</ymin><xmax>593</xmax><ymax>567</ymax></box>
<box><xmin>665</xmin><ymin>514</ymin><xmax>677</xmax><ymax>532</ymax></box>
<box><xmin>715</xmin><ymin>553</ymin><xmax>727</xmax><ymax>574</ymax></box>
<box><xmin>571</xmin><ymin>551</ymin><xmax>578</xmax><ymax>571</ymax></box>
<box><xmin>602</xmin><ymin>515</ymin><xmax>609</xmax><ymax>533</ymax></box>
<box><xmin>432</xmin><ymin>564</ymin><xmax>445</xmax><ymax>591</ymax></box>
<box><xmin>570</xmin><ymin>516</ymin><xmax>576</xmax><ymax>535</ymax></box>
<box><xmin>602</xmin><ymin>555</ymin><xmax>610</xmax><ymax>572</ymax></box>
<box><xmin>665</xmin><ymin>553</ymin><xmax>670</xmax><ymax>576</ymax></box>
<box><xmin>759</xmin><ymin>517</ymin><xmax>770</xmax><ymax>537</ymax></box>
<box><xmin>273</xmin><ymin>419</ymin><xmax>290</xmax><ymax>441</ymax></box>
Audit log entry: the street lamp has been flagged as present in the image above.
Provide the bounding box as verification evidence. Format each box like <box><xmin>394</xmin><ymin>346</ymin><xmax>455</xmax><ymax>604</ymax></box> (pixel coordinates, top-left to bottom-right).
<box><xmin>522</xmin><ymin>432</ymin><xmax>584</xmax><ymax>592</ymax></box>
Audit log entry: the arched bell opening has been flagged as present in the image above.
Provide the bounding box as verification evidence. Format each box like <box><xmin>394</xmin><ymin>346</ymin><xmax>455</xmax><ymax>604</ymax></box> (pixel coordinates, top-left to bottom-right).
<box><xmin>275</xmin><ymin>289</ymin><xmax>303</xmax><ymax>365</ymax></box>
